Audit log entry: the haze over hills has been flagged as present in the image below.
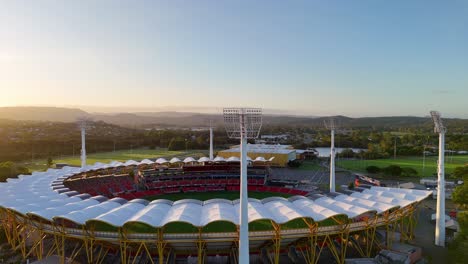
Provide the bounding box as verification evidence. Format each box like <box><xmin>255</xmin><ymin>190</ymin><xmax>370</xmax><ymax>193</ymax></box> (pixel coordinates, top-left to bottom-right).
<box><xmin>0</xmin><ymin>106</ymin><xmax>467</xmax><ymax>130</ymax></box>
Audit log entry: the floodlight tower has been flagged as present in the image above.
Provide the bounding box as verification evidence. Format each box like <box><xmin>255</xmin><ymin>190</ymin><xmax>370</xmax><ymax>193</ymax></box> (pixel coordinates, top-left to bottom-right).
<box><xmin>209</xmin><ymin>121</ymin><xmax>214</xmax><ymax>160</ymax></box>
<box><xmin>325</xmin><ymin>118</ymin><xmax>337</xmax><ymax>192</ymax></box>
<box><xmin>431</xmin><ymin>111</ymin><xmax>446</xmax><ymax>247</ymax></box>
<box><xmin>223</xmin><ymin>108</ymin><xmax>262</xmax><ymax>263</ymax></box>
<box><xmin>77</xmin><ymin>118</ymin><xmax>90</xmax><ymax>169</ymax></box>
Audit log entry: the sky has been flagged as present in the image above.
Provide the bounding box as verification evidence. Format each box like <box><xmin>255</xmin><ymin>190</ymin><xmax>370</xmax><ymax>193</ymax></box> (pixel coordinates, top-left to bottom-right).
<box><xmin>0</xmin><ymin>0</ymin><xmax>467</xmax><ymax>117</ymax></box>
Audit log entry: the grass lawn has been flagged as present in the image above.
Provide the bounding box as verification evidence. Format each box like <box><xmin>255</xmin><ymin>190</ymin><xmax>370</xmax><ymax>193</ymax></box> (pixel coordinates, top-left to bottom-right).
<box><xmin>295</xmin><ymin>161</ymin><xmax>324</xmax><ymax>171</ymax></box>
<box><xmin>336</xmin><ymin>155</ymin><xmax>468</xmax><ymax>177</ymax></box>
<box><xmin>22</xmin><ymin>148</ymin><xmax>208</xmax><ymax>171</ymax></box>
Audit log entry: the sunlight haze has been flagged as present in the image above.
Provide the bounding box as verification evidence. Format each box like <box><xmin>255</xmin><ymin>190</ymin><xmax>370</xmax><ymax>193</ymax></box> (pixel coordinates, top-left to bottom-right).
<box><xmin>1</xmin><ymin>0</ymin><xmax>467</xmax><ymax>117</ymax></box>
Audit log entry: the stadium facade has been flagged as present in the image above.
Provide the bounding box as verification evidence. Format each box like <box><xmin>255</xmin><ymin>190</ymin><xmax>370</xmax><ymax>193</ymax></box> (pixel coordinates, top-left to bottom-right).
<box><xmin>0</xmin><ymin>158</ymin><xmax>431</xmax><ymax>264</ymax></box>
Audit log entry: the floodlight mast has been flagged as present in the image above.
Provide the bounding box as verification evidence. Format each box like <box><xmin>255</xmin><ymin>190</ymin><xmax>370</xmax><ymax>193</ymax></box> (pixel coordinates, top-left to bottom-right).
<box><xmin>78</xmin><ymin>117</ymin><xmax>90</xmax><ymax>169</ymax></box>
<box><xmin>223</xmin><ymin>108</ymin><xmax>262</xmax><ymax>264</ymax></box>
<box><xmin>325</xmin><ymin>118</ymin><xmax>337</xmax><ymax>192</ymax></box>
<box><xmin>431</xmin><ymin>111</ymin><xmax>446</xmax><ymax>247</ymax></box>
<box><xmin>209</xmin><ymin>121</ymin><xmax>214</xmax><ymax>160</ymax></box>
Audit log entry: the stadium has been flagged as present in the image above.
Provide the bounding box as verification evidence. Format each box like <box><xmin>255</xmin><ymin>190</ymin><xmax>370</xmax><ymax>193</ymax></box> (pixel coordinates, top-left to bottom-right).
<box><xmin>0</xmin><ymin>157</ymin><xmax>431</xmax><ymax>264</ymax></box>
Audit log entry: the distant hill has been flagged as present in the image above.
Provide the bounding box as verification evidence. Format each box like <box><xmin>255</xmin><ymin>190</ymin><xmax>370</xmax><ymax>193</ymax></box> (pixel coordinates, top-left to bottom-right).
<box><xmin>0</xmin><ymin>107</ymin><xmax>90</xmax><ymax>122</ymax></box>
<box><xmin>0</xmin><ymin>106</ymin><xmax>466</xmax><ymax>130</ymax></box>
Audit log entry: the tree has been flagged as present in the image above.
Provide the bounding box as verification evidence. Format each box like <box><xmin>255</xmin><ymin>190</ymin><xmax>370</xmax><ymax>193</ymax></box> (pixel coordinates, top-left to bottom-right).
<box><xmin>167</xmin><ymin>138</ymin><xmax>186</xmax><ymax>151</ymax></box>
<box><xmin>0</xmin><ymin>161</ymin><xmax>30</xmax><ymax>182</ymax></box>
<box><xmin>448</xmin><ymin>174</ymin><xmax>468</xmax><ymax>263</ymax></box>
<box><xmin>453</xmin><ymin>166</ymin><xmax>468</xmax><ymax>179</ymax></box>
<box><xmin>452</xmin><ymin>175</ymin><xmax>468</xmax><ymax>209</ymax></box>
<box><xmin>47</xmin><ymin>157</ymin><xmax>54</xmax><ymax>168</ymax></box>
<box><xmin>337</xmin><ymin>148</ymin><xmax>356</xmax><ymax>158</ymax></box>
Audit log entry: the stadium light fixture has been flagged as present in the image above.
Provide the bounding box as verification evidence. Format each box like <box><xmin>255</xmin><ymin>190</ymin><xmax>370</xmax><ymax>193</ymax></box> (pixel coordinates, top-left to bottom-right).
<box><xmin>324</xmin><ymin>118</ymin><xmax>337</xmax><ymax>192</ymax></box>
<box><xmin>77</xmin><ymin>117</ymin><xmax>91</xmax><ymax>169</ymax></box>
<box><xmin>430</xmin><ymin>111</ymin><xmax>446</xmax><ymax>247</ymax></box>
<box><xmin>223</xmin><ymin>108</ymin><xmax>262</xmax><ymax>263</ymax></box>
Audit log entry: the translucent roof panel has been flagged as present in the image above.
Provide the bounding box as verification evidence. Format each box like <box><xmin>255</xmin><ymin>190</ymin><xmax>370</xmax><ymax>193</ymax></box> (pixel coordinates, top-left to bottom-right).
<box><xmin>213</xmin><ymin>156</ymin><xmax>226</xmax><ymax>162</ymax></box>
<box><xmin>198</xmin><ymin>157</ymin><xmax>211</xmax><ymax>163</ymax></box>
<box><xmin>140</xmin><ymin>159</ymin><xmax>154</xmax><ymax>165</ymax></box>
<box><xmin>334</xmin><ymin>194</ymin><xmax>398</xmax><ymax>214</ymax></box>
<box><xmin>87</xmin><ymin>202</ymin><xmax>147</xmax><ymax>227</ymax></box>
<box><xmin>226</xmin><ymin>156</ymin><xmax>240</xmax><ymax>162</ymax></box>
<box><xmin>169</xmin><ymin>157</ymin><xmax>182</xmax><ymax>163</ymax></box>
<box><xmin>156</xmin><ymin>158</ymin><xmax>169</xmax><ymax>164</ymax></box>
<box><xmin>263</xmin><ymin>199</ymin><xmax>306</xmax><ymax>224</ymax></box>
<box><xmin>183</xmin><ymin>157</ymin><xmax>196</xmax><ymax>163</ymax></box>
<box><xmin>161</xmin><ymin>201</ymin><xmax>203</xmax><ymax>226</ymax></box>
<box><xmin>54</xmin><ymin>200</ymin><xmax>124</xmax><ymax>225</ymax></box>
<box><xmin>291</xmin><ymin>198</ymin><xmax>341</xmax><ymax>222</ymax></box>
<box><xmin>125</xmin><ymin>202</ymin><xmax>173</xmax><ymax>228</ymax></box>
<box><xmin>314</xmin><ymin>197</ymin><xmax>374</xmax><ymax>218</ymax></box>
<box><xmin>200</xmin><ymin>202</ymin><xmax>238</xmax><ymax>226</ymax></box>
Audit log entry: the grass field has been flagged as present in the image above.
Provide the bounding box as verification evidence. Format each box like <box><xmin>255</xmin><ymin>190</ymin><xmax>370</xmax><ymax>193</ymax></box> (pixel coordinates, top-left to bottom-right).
<box><xmin>296</xmin><ymin>161</ymin><xmax>324</xmax><ymax>171</ymax></box>
<box><xmin>22</xmin><ymin>148</ymin><xmax>208</xmax><ymax>171</ymax></box>
<box><xmin>336</xmin><ymin>155</ymin><xmax>468</xmax><ymax>177</ymax></box>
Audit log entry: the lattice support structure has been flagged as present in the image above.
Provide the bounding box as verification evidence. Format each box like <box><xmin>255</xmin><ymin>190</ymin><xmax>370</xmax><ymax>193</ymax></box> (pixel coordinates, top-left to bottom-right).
<box><xmin>0</xmin><ymin>204</ymin><xmax>428</xmax><ymax>264</ymax></box>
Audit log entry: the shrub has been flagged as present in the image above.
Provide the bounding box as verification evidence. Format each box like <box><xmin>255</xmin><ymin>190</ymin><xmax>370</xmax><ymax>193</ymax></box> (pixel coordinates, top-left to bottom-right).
<box><xmin>366</xmin><ymin>165</ymin><xmax>381</xmax><ymax>174</ymax></box>
<box><xmin>288</xmin><ymin>160</ymin><xmax>302</xmax><ymax>168</ymax></box>
<box><xmin>453</xmin><ymin>166</ymin><xmax>468</xmax><ymax>179</ymax></box>
<box><xmin>401</xmin><ymin>167</ymin><xmax>418</xmax><ymax>177</ymax></box>
<box><xmin>382</xmin><ymin>165</ymin><xmax>402</xmax><ymax>176</ymax></box>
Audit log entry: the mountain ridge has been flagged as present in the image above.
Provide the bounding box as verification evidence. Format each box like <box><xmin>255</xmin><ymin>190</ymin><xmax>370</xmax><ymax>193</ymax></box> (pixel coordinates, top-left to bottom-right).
<box><xmin>0</xmin><ymin>106</ymin><xmax>466</xmax><ymax>129</ymax></box>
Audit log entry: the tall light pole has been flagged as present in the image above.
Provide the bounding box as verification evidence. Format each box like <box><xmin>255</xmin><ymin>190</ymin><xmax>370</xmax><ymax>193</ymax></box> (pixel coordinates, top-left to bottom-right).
<box><xmin>422</xmin><ymin>144</ymin><xmax>426</xmax><ymax>177</ymax></box>
<box><xmin>223</xmin><ymin>108</ymin><xmax>262</xmax><ymax>263</ymax></box>
<box><xmin>431</xmin><ymin>111</ymin><xmax>446</xmax><ymax>247</ymax></box>
<box><xmin>78</xmin><ymin>118</ymin><xmax>90</xmax><ymax>169</ymax></box>
<box><xmin>209</xmin><ymin>121</ymin><xmax>214</xmax><ymax>160</ymax></box>
<box><xmin>325</xmin><ymin>118</ymin><xmax>337</xmax><ymax>192</ymax></box>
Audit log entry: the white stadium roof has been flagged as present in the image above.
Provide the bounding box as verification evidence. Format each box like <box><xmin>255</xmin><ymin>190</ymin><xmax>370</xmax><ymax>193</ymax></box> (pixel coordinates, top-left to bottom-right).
<box><xmin>0</xmin><ymin>160</ymin><xmax>432</xmax><ymax>229</ymax></box>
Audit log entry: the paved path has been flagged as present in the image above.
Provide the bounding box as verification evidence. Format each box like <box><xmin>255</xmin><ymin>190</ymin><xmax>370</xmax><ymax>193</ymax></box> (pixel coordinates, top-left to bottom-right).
<box><xmin>411</xmin><ymin>199</ymin><xmax>449</xmax><ymax>263</ymax></box>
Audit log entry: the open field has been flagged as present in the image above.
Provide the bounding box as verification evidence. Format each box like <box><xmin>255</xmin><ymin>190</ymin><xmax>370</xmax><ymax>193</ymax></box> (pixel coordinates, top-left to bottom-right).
<box><xmin>22</xmin><ymin>148</ymin><xmax>208</xmax><ymax>171</ymax></box>
<box><xmin>336</xmin><ymin>155</ymin><xmax>468</xmax><ymax>177</ymax></box>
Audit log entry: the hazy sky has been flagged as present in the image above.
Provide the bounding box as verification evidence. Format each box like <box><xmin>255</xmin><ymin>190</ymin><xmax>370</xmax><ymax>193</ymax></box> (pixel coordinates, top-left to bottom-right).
<box><xmin>1</xmin><ymin>0</ymin><xmax>467</xmax><ymax>117</ymax></box>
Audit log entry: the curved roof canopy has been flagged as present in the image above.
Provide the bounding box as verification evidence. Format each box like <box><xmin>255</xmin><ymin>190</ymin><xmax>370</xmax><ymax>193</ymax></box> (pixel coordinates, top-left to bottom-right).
<box><xmin>140</xmin><ymin>159</ymin><xmax>154</xmax><ymax>165</ymax></box>
<box><xmin>183</xmin><ymin>157</ymin><xmax>196</xmax><ymax>163</ymax></box>
<box><xmin>155</xmin><ymin>158</ymin><xmax>169</xmax><ymax>164</ymax></box>
<box><xmin>213</xmin><ymin>156</ymin><xmax>226</xmax><ymax>162</ymax></box>
<box><xmin>169</xmin><ymin>157</ymin><xmax>182</xmax><ymax>164</ymax></box>
<box><xmin>254</xmin><ymin>156</ymin><xmax>267</xmax><ymax>162</ymax></box>
<box><xmin>198</xmin><ymin>157</ymin><xmax>211</xmax><ymax>163</ymax></box>
<box><xmin>0</xmin><ymin>160</ymin><xmax>432</xmax><ymax>230</ymax></box>
<box><xmin>226</xmin><ymin>156</ymin><xmax>240</xmax><ymax>162</ymax></box>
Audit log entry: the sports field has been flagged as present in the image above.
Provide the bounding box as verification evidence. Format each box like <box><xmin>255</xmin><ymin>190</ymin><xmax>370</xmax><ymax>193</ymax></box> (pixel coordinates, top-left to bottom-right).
<box><xmin>336</xmin><ymin>155</ymin><xmax>467</xmax><ymax>177</ymax></box>
<box><xmin>23</xmin><ymin>148</ymin><xmax>208</xmax><ymax>171</ymax></box>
